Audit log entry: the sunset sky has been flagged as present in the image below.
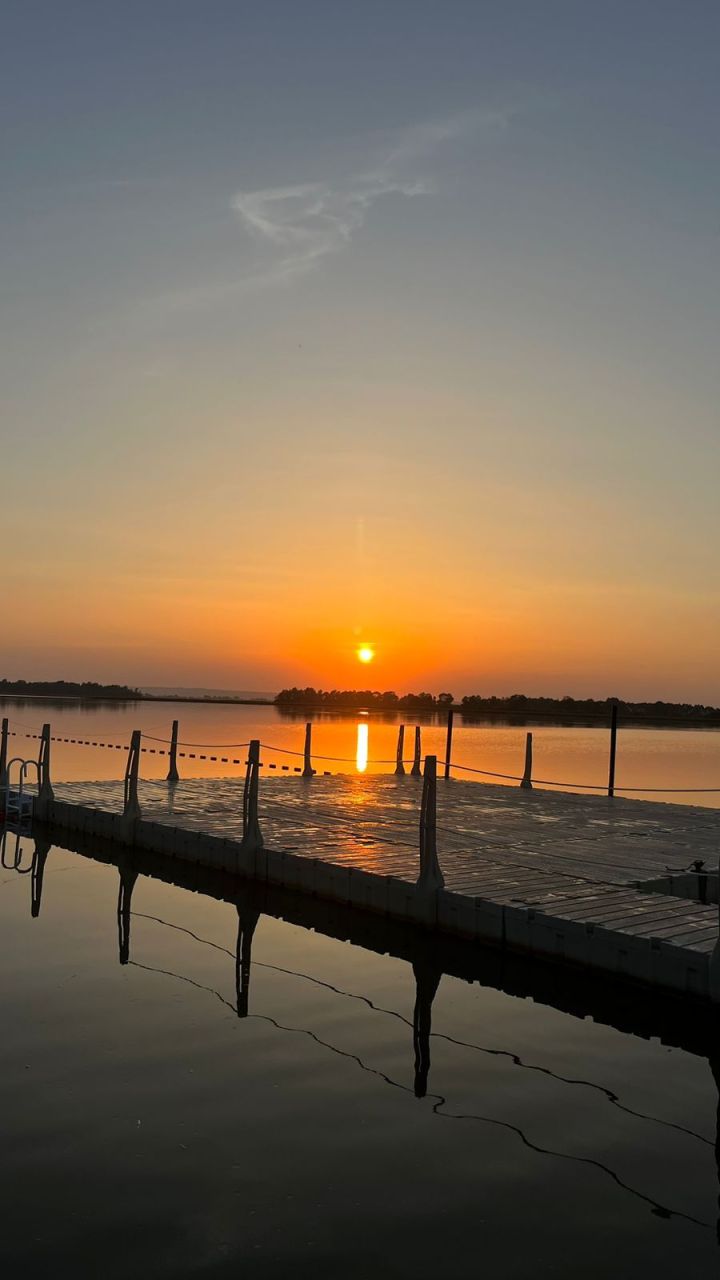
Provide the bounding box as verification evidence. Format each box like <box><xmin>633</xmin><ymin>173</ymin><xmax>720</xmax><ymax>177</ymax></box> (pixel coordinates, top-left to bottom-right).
<box><xmin>2</xmin><ymin>1</ymin><xmax>718</xmax><ymax>700</ymax></box>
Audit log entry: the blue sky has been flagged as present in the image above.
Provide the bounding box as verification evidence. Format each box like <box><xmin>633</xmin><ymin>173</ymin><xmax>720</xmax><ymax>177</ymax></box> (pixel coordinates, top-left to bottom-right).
<box><xmin>1</xmin><ymin>1</ymin><xmax>719</xmax><ymax>697</ymax></box>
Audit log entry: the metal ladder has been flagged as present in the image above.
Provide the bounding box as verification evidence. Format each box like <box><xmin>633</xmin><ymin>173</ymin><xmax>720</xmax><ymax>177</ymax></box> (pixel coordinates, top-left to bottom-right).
<box><xmin>1</xmin><ymin>757</ymin><xmax>38</xmax><ymax>871</ymax></box>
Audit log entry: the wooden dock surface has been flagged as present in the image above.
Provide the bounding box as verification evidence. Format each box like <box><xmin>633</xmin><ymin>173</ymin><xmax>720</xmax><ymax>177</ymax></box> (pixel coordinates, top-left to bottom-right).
<box><xmin>46</xmin><ymin>774</ymin><xmax>720</xmax><ymax>1001</ymax></box>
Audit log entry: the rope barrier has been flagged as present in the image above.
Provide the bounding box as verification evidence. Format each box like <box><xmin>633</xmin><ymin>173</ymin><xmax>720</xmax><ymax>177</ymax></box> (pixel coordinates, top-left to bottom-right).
<box><xmin>446</xmin><ymin>757</ymin><xmax>611</xmax><ymax>788</ymax></box>
<box><xmin>442</xmin><ymin>759</ymin><xmax>527</xmax><ymax>783</ymax></box>
<box><xmin>604</xmin><ymin>784</ymin><xmax>720</xmax><ymax>795</ymax></box>
<box><xmin>9</xmin><ymin>718</ymin><xmax>164</xmax><ymax>738</ymax></box>
<box><xmin>142</xmin><ymin>735</ymin><xmax>251</xmax><ymax>748</ymax></box>
<box><xmin>260</xmin><ymin>741</ymin><xmax>417</xmax><ymax>765</ymax></box>
<box><xmin>259</xmin><ymin>742</ymin><xmax>355</xmax><ymax>761</ymax></box>
<box><xmin>445</xmin><ymin>758</ymin><xmax>720</xmax><ymax>794</ymax></box>
<box><xmin>3</xmin><ymin>727</ymin><xmax>718</xmax><ymax>795</ymax></box>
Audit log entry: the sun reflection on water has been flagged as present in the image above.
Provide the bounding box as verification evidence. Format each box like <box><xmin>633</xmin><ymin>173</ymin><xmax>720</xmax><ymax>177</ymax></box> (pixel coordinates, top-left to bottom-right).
<box><xmin>356</xmin><ymin>722</ymin><xmax>368</xmax><ymax>772</ymax></box>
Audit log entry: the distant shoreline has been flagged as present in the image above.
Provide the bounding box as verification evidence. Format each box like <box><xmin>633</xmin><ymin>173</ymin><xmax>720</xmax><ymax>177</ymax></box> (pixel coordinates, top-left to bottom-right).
<box><xmin>274</xmin><ymin>703</ymin><xmax>720</xmax><ymax>727</ymax></box>
<box><xmin>0</xmin><ymin>691</ymin><xmax>275</xmax><ymax>707</ymax></box>
<box><xmin>1</xmin><ymin>690</ymin><xmax>719</xmax><ymax>727</ymax></box>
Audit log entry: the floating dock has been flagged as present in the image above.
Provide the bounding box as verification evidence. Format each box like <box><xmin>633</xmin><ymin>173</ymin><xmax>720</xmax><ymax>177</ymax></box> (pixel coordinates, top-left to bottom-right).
<box><xmin>37</xmin><ymin>765</ymin><xmax>720</xmax><ymax>1003</ymax></box>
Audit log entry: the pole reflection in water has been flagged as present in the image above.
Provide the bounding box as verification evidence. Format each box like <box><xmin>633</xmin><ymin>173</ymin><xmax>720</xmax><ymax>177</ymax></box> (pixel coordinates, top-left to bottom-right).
<box><xmin>412</xmin><ymin>956</ymin><xmax>442</xmax><ymax>1098</ymax></box>
<box><xmin>1</xmin><ymin>825</ymin><xmax>34</xmax><ymax>874</ymax></box>
<box><xmin>235</xmin><ymin>904</ymin><xmax>260</xmax><ymax>1018</ymax></box>
<box><xmin>7</xmin><ymin>835</ymin><xmax>720</xmax><ymax>1243</ymax></box>
<box><xmin>117</xmin><ymin>864</ymin><xmax>138</xmax><ymax>965</ymax></box>
<box><xmin>31</xmin><ymin>836</ymin><xmax>50</xmax><ymax>918</ymax></box>
<box><xmin>356</xmin><ymin>722</ymin><xmax>368</xmax><ymax>773</ymax></box>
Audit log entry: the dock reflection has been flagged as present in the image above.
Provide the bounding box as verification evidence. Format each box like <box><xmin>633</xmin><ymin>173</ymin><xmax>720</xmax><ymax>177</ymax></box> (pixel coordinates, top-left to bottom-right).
<box><xmin>10</xmin><ymin>825</ymin><xmax>720</xmax><ymax>1235</ymax></box>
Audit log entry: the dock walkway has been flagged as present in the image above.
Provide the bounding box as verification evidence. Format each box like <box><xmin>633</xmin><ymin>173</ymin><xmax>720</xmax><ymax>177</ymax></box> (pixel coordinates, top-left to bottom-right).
<box><xmin>41</xmin><ymin>772</ymin><xmax>720</xmax><ymax>1002</ymax></box>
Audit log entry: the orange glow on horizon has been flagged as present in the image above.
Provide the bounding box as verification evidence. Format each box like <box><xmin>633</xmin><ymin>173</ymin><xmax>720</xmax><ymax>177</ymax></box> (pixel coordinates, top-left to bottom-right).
<box><xmin>10</xmin><ymin>534</ymin><xmax>718</xmax><ymax>703</ymax></box>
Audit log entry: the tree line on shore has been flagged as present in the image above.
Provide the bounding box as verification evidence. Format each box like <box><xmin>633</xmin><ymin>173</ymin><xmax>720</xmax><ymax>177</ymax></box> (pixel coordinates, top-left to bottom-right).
<box><xmin>275</xmin><ymin>687</ymin><xmax>449</xmax><ymax>710</ymax></box>
<box><xmin>275</xmin><ymin>687</ymin><xmax>720</xmax><ymax>719</ymax></box>
<box><xmin>0</xmin><ymin>679</ymin><xmax>140</xmax><ymax>699</ymax></box>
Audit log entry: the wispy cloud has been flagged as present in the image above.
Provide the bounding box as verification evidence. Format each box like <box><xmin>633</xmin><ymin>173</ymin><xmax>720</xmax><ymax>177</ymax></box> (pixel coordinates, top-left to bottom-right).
<box><xmin>230</xmin><ymin>174</ymin><xmax>427</xmax><ymax>287</ymax></box>
<box><xmin>230</xmin><ymin>108</ymin><xmax>507</xmax><ymax>290</ymax></box>
<box><xmin>143</xmin><ymin>109</ymin><xmax>508</xmax><ymax>317</ymax></box>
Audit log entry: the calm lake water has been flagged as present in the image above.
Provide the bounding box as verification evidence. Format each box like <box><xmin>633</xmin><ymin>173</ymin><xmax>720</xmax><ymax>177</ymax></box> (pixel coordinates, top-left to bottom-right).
<box><xmin>1</xmin><ymin>831</ymin><xmax>719</xmax><ymax>1277</ymax></box>
<box><xmin>1</xmin><ymin>698</ymin><xmax>719</xmax><ymax>807</ymax></box>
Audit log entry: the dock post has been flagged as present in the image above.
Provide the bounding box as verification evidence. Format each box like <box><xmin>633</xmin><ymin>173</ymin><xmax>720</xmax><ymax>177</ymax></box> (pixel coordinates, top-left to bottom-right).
<box><xmin>395</xmin><ymin>724</ymin><xmax>406</xmax><ymax>776</ymax></box>
<box><xmin>167</xmin><ymin>719</ymin><xmax>180</xmax><ymax>782</ymax></box>
<box><xmin>608</xmin><ymin>704</ymin><xmax>618</xmax><ymax>798</ymax></box>
<box><xmin>241</xmin><ymin>739</ymin><xmax>264</xmax><ymax>852</ymax></box>
<box><xmin>0</xmin><ymin>717</ymin><xmax>8</xmax><ymax>789</ymax></box>
<box><xmin>36</xmin><ymin>724</ymin><xmax>54</xmax><ymax>818</ymax></box>
<box><xmin>444</xmin><ymin>710</ymin><xmax>454</xmax><ymax>780</ymax></box>
<box><xmin>411</xmin><ymin>726</ymin><xmax>422</xmax><ymax>777</ymax></box>
<box><xmin>417</xmin><ymin>754</ymin><xmax>444</xmax><ymax>896</ymax></box>
<box><xmin>123</xmin><ymin>730</ymin><xmax>142</xmax><ymax>826</ymax></box>
<box><xmin>302</xmin><ymin>723</ymin><xmax>314</xmax><ymax>778</ymax></box>
<box><xmin>520</xmin><ymin>732</ymin><xmax>533</xmax><ymax>790</ymax></box>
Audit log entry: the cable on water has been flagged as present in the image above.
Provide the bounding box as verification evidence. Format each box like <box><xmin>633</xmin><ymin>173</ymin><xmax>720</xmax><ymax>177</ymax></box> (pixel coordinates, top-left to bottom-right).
<box><xmin>8</xmin><ymin>717</ymin><xmax>45</xmax><ymax>733</ymax></box>
<box><xmin>10</xmin><ymin>718</ymin><xmax>136</xmax><ymax>741</ymax></box>
<box><xmin>142</xmin><ymin>734</ymin><xmax>251</xmax><ymax>748</ymax></box>
<box><xmin>607</xmin><ymin>784</ymin><xmax>720</xmax><ymax>795</ymax></box>
<box><xmin>440</xmin><ymin>757</ymin><xmax>559</xmax><ymax>784</ymax></box>
<box><xmin>259</xmin><ymin>742</ymin><xmax>356</xmax><ymax>762</ymax></box>
<box><xmin>4</xmin><ymin>725</ymin><xmax>719</xmax><ymax>794</ymax></box>
<box><xmin>134</xmin><ymin>911</ymin><xmax>713</xmax><ymax>1150</ymax></box>
<box><xmin>129</xmin><ymin>948</ymin><xmax>710</xmax><ymax>1229</ymax></box>
<box><xmin>444</xmin><ymin>758</ymin><xmax>720</xmax><ymax>795</ymax></box>
<box><xmin>260</xmin><ymin>741</ymin><xmax>415</xmax><ymax>765</ymax></box>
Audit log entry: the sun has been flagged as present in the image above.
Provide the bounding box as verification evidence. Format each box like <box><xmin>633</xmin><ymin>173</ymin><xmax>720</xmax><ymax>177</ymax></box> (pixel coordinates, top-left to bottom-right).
<box><xmin>356</xmin><ymin>644</ymin><xmax>375</xmax><ymax>664</ymax></box>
